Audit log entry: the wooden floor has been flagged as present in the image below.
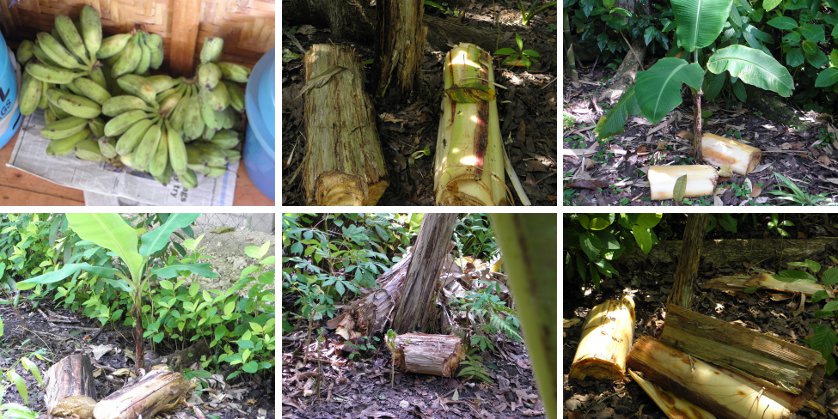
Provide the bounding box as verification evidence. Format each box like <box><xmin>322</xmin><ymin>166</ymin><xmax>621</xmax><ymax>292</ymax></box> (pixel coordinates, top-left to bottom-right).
<box><xmin>0</xmin><ymin>134</ymin><xmax>274</xmax><ymax>207</ymax></box>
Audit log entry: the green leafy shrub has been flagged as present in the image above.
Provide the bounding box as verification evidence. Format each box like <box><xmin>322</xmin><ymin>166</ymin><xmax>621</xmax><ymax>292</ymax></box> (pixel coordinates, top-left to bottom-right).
<box><xmin>0</xmin><ymin>214</ymin><xmax>63</xmax><ymax>302</ymax></box>
<box><xmin>452</xmin><ymin>280</ymin><xmax>521</xmax><ymax>353</ymax></box>
<box><xmin>457</xmin><ymin>352</ymin><xmax>493</xmax><ymax>383</ymax></box>
<box><xmin>453</xmin><ymin>214</ymin><xmax>498</xmax><ymax>260</ymax></box>
<box><xmin>0</xmin><ymin>323</ymin><xmax>45</xmax><ymax>418</ymax></box>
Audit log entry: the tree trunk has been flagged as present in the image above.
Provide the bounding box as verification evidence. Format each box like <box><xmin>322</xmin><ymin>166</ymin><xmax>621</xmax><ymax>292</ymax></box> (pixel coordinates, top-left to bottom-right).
<box><xmin>704</xmin><ymin>271</ymin><xmax>830</xmax><ymax>297</ymax></box>
<box><xmin>302</xmin><ymin>44</ymin><xmax>389</xmax><ymax>205</ymax></box>
<box><xmin>93</xmin><ymin>369</ymin><xmax>193</xmax><ymax>419</ymax></box>
<box><xmin>667</xmin><ymin>214</ymin><xmax>708</xmax><ymax>308</ymax></box>
<box><xmin>692</xmin><ymin>90</ymin><xmax>704</xmax><ymax>160</ymax></box>
<box><xmin>563</xmin><ymin>10</ymin><xmax>579</xmax><ymax>83</ymax></box>
<box><xmin>627</xmin><ymin>336</ymin><xmax>794</xmax><ymax>418</ymax></box>
<box><xmin>391</xmin><ymin>333</ymin><xmax>464</xmax><ymax>377</ymax></box>
<box><xmin>569</xmin><ymin>295</ymin><xmax>635</xmax><ymax>381</ymax></box>
<box><xmin>44</xmin><ymin>354</ymin><xmax>97</xmax><ymax>418</ymax></box>
<box><xmin>660</xmin><ymin>304</ymin><xmax>825</xmax><ymax>409</ymax></box>
<box><xmin>392</xmin><ymin>213</ymin><xmax>459</xmax><ymax>333</ymax></box>
<box><xmin>375</xmin><ymin>0</ymin><xmax>425</xmax><ymax>106</ymax></box>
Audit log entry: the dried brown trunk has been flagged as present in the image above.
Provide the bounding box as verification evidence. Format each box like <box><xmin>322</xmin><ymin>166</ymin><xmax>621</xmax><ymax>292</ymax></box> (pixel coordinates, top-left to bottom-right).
<box><xmin>598</xmin><ymin>40</ymin><xmax>645</xmax><ymax>104</ymax></box>
<box><xmin>44</xmin><ymin>354</ymin><xmax>97</xmax><ymax>418</ymax></box>
<box><xmin>667</xmin><ymin>213</ymin><xmax>708</xmax><ymax>308</ymax></box>
<box><xmin>92</xmin><ymin>369</ymin><xmax>193</xmax><ymax>419</ymax></box>
<box><xmin>660</xmin><ymin>304</ymin><xmax>824</xmax><ymax>408</ymax></box>
<box><xmin>302</xmin><ymin>44</ymin><xmax>388</xmax><ymax>205</ymax></box>
<box><xmin>692</xmin><ymin>90</ymin><xmax>704</xmax><ymax>160</ymax></box>
<box><xmin>392</xmin><ymin>213</ymin><xmax>459</xmax><ymax>333</ymax></box>
<box><xmin>391</xmin><ymin>333</ymin><xmax>464</xmax><ymax>377</ymax></box>
<box><xmin>375</xmin><ymin>0</ymin><xmax>426</xmax><ymax>105</ymax></box>
<box><xmin>569</xmin><ymin>295</ymin><xmax>635</xmax><ymax>381</ymax></box>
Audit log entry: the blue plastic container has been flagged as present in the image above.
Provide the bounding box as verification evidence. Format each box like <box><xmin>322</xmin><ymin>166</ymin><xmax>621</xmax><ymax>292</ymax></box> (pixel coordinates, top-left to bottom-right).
<box><xmin>0</xmin><ymin>31</ymin><xmax>22</xmax><ymax>149</ymax></box>
<box><xmin>244</xmin><ymin>48</ymin><xmax>275</xmax><ymax>200</ymax></box>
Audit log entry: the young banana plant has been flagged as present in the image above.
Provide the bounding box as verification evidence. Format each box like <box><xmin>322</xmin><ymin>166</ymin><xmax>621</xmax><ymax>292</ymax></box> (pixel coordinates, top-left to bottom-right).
<box><xmin>596</xmin><ymin>0</ymin><xmax>794</xmax><ymax>160</ymax></box>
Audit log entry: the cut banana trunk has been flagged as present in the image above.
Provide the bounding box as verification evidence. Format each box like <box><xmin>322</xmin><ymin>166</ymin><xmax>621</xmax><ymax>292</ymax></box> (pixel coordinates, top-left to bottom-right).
<box><xmin>647</xmin><ymin>165</ymin><xmax>718</xmax><ymax>200</ymax></box>
<box><xmin>701</xmin><ymin>133</ymin><xmax>762</xmax><ymax>175</ymax></box>
<box><xmin>569</xmin><ymin>295</ymin><xmax>635</xmax><ymax>381</ymax></box>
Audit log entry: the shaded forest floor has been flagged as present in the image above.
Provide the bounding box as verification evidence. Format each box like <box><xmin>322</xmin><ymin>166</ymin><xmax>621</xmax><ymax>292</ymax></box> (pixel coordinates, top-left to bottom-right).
<box><xmin>563</xmin><ymin>235</ymin><xmax>838</xmax><ymax>418</ymax></box>
<box><xmin>282</xmin><ymin>1</ymin><xmax>557</xmax><ymax>206</ymax></box>
<box><xmin>563</xmin><ymin>66</ymin><xmax>838</xmax><ymax>206</ymax></box>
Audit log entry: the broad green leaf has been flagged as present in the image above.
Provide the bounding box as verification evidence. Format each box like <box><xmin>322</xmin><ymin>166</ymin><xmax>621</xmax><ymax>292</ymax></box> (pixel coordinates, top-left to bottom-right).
<box><xmin>767</xmin><ymin>16</ymin><xmax>798</xmax><ymax>30</ymax></box>
<box><xmin>787</xmin><ymin>259</ymin><xmax>821</xmax><ymax>273</ymax></box>
<box><xmin>576</xmin><ymin>214</ymin><xmax>615</xmax><ymax>230</ymax></box>
<box><xmin>242</xmin><ymin>361</ymin><xmax>259</xmax><ymax>373</ymax></box>
<box><xmin>631</xmin><ymin>226</ymin><xmax>654</xmax><ymax>254</ymax></box>
<box><xmin>800</xmin><ymin>23</ymin><xmax>826</xmax><ymax>43</ymax></box>
<box><xmin>805</xmin><ymin>324</ymin><xmax>836</xmax><ymax>374</ymax></box>
<box><xmin>152</xmin><ymin>263</ymin><xmax>218</xmax><ymax>279</ymax></box>
<box><xmin>702</xmin><ymin>71</ymin><xmax>726</xmax><ymax>101</ymax></box>
<box><xmin>706</xmin><ymin>45</ymin><xmax>794</xmax><ymax>97</ymax></box>
<box><xmin>763</xmin><ymin>0</ymin><xmax>782</xmax><ymax>11</ymax></box>
<box><xmin>66</xmin><ymin>214</ymin><xmax>144</xmax><ymax>282</ymax></box>
<box><xmin>786</xmin><ymin>47</ymin><xmax>804</xmax><ymax>67</ymax></box>
<box><xmin>0</xmin><ymin>317</ymin><xmax>4</xmax><ymax>338</ymax></box>
<box><xmin>822</xmin><ymin>267</ymin><xmax>838</xmax><ymax>285</ymax></box>
<box><xmin>139</xmin><ymin>214</ymin><xmax>199</xmax><ymax>256</ymax></box>
<box><xmin>19</xmin><ymin>357</ymin><xmax>42</xmax><ymax>386</ymax></box>
<box><xmin>595</xmin><ymin>86</ymin><xmax>640</xmax><ymax>138</ymax></box>
<box><xmin>17</xmin><ymin>264</ymin><xmax>117</xmax><ymax>290</ymax></box>
<box><xmin>815</xmin><ymin>68</ymin><xmax>838</xmax><ymax>87</ymax></box>
<box><xmin>673</xmin><ymin>174</ymin><xmax>688</xmax><ymax>202</ymax></box>
<box><xmin>671</xmin><ymin>0</ymin><xmax>732</xmax><ymax>51</ymax></box>
<box><xmin>635</xmin><ymin>58</ymin><xmax>704</xmax><ymax>123</ymax></box>
<box><xmin>8</xmin><ymin>370</ymin><xmax>28</xmax><ymax>404</ymax></box>
<box><xmin>823</xmin><ymin>300</ymin><xmax>838</xmax><ymax>312</ymax></box>
<box><xmin>776</xmin><ymin>269</ymin><xmax>817</xmax><ymax>282</ymax></box>
<box><xmin>634</xmin><ymin>213</ymin><xmax>663</xmax><ymax>228</ymax></box>
<box><xmin>812</xmin><ymin>290</ymin><xmax>829</xmax><ymax>302</ymax></box>
<box><xmin>245</xmin><ymin>241</ymin><xmax>271</xmax><ymax>259</ymax></box>
<box><xmin>578</xmin><ymin>232</ymin><xmax>602</xmax><ymax>261</ymax></box>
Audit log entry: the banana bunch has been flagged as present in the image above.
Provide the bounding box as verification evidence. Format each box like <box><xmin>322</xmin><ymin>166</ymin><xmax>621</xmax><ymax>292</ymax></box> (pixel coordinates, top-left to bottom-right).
<box><xmin>186</xmin><ymin>130</ymin><xmax>242</xmax><ymax>178</ymax></box>
<box><xmin>97</xmin><ymin>30</ymin><xmax>164</xmax><ymax>78</ymax></box>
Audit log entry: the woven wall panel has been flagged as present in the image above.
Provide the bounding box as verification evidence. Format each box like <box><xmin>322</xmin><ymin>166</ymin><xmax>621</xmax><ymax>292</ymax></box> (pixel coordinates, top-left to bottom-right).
<box><xmin>198</xmin><ymin>0</ymin><xmax>275</xmax><ymax>65</ymax></box>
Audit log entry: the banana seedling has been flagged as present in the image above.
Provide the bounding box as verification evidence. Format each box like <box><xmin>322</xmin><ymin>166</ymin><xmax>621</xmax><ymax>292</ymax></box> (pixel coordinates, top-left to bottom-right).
<box><xmin>596</xmin><ymin>0</ymin><xmax>793</xmax><ymax>160</ymax></box>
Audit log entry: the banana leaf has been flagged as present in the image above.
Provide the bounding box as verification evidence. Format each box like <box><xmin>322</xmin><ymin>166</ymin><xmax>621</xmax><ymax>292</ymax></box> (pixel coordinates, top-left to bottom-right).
<box><xmin>635</xmin><ymin>58</ymin><xmax>704</xmax><ymax>123</ymax></box>
<box><xmin>671</xmin><ymin>0</ymin><xmax>733</xmax><ymax>51</ymax></box>
<box><xmin>706</xmin><ymin>45</ymin><xmax>794</xmax><ymax>97</ymax></box>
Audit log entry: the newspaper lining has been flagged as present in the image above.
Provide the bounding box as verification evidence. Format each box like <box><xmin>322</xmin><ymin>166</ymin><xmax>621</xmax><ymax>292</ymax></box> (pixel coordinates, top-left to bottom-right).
<box><xmin>7</xmin><ymin>111</ymin><xmax>237</xmax><ymax>206</ymax></box>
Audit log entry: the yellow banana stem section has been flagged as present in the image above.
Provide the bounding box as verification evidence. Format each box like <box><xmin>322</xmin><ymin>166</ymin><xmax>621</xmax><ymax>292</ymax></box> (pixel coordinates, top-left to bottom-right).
<box><xmin>435</xmin><ymin>43</ymin><xmax>507</xmax><ymax>205</ymax></box>
<box><xmin>490</xmin><ymin>214</ymin><xmax>556</xmax><ymax>419</ymax></box>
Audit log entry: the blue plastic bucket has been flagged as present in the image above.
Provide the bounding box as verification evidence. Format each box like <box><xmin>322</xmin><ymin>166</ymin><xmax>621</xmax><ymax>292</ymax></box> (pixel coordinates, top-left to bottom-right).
<box><xmin>0</xmin><ymin>31</ymin><xmax>22</xmax><ymax>149</ymax></box>
<box><xmin>244</xmin><ymin>48</ymin><xmax>275</xmax><ymax>200</ymax></box>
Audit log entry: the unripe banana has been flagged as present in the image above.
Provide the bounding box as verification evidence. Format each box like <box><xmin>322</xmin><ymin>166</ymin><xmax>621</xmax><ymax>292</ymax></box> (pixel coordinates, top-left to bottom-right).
<box><xmin>71</xmin><ymin>77</ymin><xmax>112</xmax><ymax>105</ymax></box>
<box><xmin>116</xmin><ymin>74</ymin><xmax>156</xmax><ymax>105</ymax></box>
<box><xmin>166</xmin><ymin>121</ymin><xmax>188</xmax><ymax>176</ymax></box>
<box><xmin>88</xmin><ymin>118</ymin><xmax>106</xmax><ymax>138</ymax></box>
<box><xmin>148</xmin><ymin>127</ymin><xmax>169</xmax><ymax>179</ymax></box>
<box><xmin>132</xmin><ymin>122</ymin><xmax>162</xmax><ymax>171</ymax></box>
<box><xmin>49</xmin><ymin>102</ymin><xmax>71</xmax><ymax>119</ymax></box>
<box><xmin>54</xmin><ymin>15</ymin><xmax>90</xmax><ymax>66</ymax></box>
<box><xmin>98</xmin><ymin>137</ymin><xmax>118</xmax><ymax>159</ymax></box>
<box><xmin>120</xmin><ymin>153</ymin><xmax>137</xmax><ymax>170</ymax></box>
<box><xmin>36</xmin><ymin>32</ymin><xmax>86</xmax><ymax>70</ymax></box>
<box><xmin>103</xmin><ymin>95</ymin><xmax>156</xmax><ymax>117</ymax></box>
<box><xmin>47</xmin><ymin>89</ymin><xmax>102</xmax><ymax>119</ymax></box>
<box><xmin>201</xmin><ymin>82</ymin><xmax>229</xmax><ymax>111</ymax></box>
<box><xmin>116</xmin><ymin>117</ymin><xmax>156</xmax><ymax>156</ymax></box>
<box><xmin>225</xmin><ymin>81</ymin><xmax>245</xmax><ymax>112</ymax></box>
<box><xmin>75</xmin><ymin>138</ymin><xmax>106</xmax><ymax>162</ymax></box>
<box><xmin>218</xmin><ymin>62</ymin><xmax>250</xmax><ymax>83</ymax></box>
<box><xmin>19</xmin><ymin>74</ymin><xmax>42</xmax><ymax>116</ymax></box>
<box><xmin>184</xmin><ymin>95</ymin><xmax>206</xmax><ymax>140</ymax></box>
<box><xmin>200</xmin><ymin>37</ymin><xmax>224</xmax><ymax>63</ymax></box>
<box><xmin>89</xmin><ymin>67</ymin><xmax>108</xmax><ymax>89</ymax></box>
<box><xmin>146</xmin><ymin>33</ymin><xmax>164</xmax><ymax>69</ymax></box>
<box><xmin>218</xmin><ymin>106</ymin><xmax>237</xmax><ymax>130</ymax></box>
<box><xmin>16</xmin><ymin>40</ymin><xmax>35</xmax><ymax>64</ymax></box>
<box><xmin>207</xmin><ymin>129</ymin><xmax>240</xmax><ymax>149</ymax></box>
<box><xmin>41</xmin><ymin>116</ymin><xmax>88</xmax><ymax>140</ymax></box>
<box><xmin>32</xmin><ymin>44</ymin><xmax>60</xmax><ymax>67</ymax></box>
<box><xmin>135</xmin><ymin>35</ymin><xmax>152</xmax><ymax>74</ymax></box>
<box><xmin>47</xmin><ymin>128</ymin><xmax>91</xmax><ymax>156</ymax></box>
<box><xmin>200</xmin><ymin>99</ymin><xmax>221</xmax><ymax>131</ymax></box>
<box><xmin>26</xmin><ymin>62</ymin><xmax>81</xmax><ymax>84</ymax></box>
<box><xmin>97</xmin><ymin>33</ymin><xmax>131</xmax><ymax>59</ymax></box>
<box><xmin>158</xmin><ymin>84</ymin><xmax>186</xmax><ymax>115</ymax></box>
<box><xmin>147</xmin><ymin>74</ymin><xmax>178</xmax><ymax>94</ymax></box>
<box><xmin>198</xmin><ymin>63</ymin><xmax>222</xmax><ymax>89</ymax></box>
<box><xmin>80</xmin><ymin>6</ymin><xmax>102</xmax><ymax>61</ymax></box>
<box><xmin>104</xmin><ymin>109</ymin><xmax>151</xmax><ymax>137</ymax></box>
<box><xmin>179</xmin><ymin>169</ymin><xmax>198</xmax><ymax>189</ymax></box>
<box><xmin>39</xmin><ymin>82</ymin><xmax>50</xmax><ymax>110</ymax></box>
<box><xmin>111</xmin><ymin>36</ymin><xmax>142</xmax><ymax>77</ymax></box>
<box><xmin>44</xmin><ymin>108</ymin><xmax>58</xmax><ymax>125</ymax></box>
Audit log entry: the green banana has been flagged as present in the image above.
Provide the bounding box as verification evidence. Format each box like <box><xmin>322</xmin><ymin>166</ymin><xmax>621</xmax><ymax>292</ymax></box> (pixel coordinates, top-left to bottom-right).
<box><xmin>201</xmin><ymin>82</ymin><xmax>229</xmax><ymax>111</ymax></box>
<box><xmin>26</xmin><ymin>62</ymin><xmax>80</xmax><ymax>84</ymax></box>
<box><xmin>136</xmin><ymin>35</ymin><xmax>152</xmax><ymax>74</ymax></box>
<box><xmin>39</xmin><ymin>82</ymin><xmax>50</xmax><ymax>110</ymax></box>
<box><xmin>104</xmin><ymin>109</ymin><xmax>151</xmax><ymax>137</ymax></box>
<box><xmin>489</xmin><ymin>214</ymin><xmax>557</xmax><ymax>419</ymax></box>
<box><xmin>19</xmin><ymin>74</ymin><xmax>42</xmax><ymax>116</ymax></box>
<box><xmin>166</xmin><ymin>121</ymin><xmax>188</xmax><ymax>176</ymax></box>
<box><xmin>103</xmin><ymin>95</ymin><xmax>155</xmax><ymax>117</ymax></box>
<box><xmin>98</xmin><ymin>138</ymin><xmax>118</xmax><ymax>159</ymax></box>
<box><xmin>184</xmin><ymin>95</ymin><xmax>206</xmax><ymax>139</ymax></box>
<box><xmin>47</xmin><ymin>89</ymin><xmax>102</xmax><ymax>119</ymax></box>
<box><xmin>200</xmin><ymin>37</ymin><xmax>224</xmax><ymax>63</ymax></box>
<box><xmin>32</xmin><ymin>44</ymin><xmax>60</xmax><ymax>67</ymax></box>
<box><xmin>148</xmin><ymin>127</ymin><xmax>169</xmax><ymax>179</ymax></box>
<box><xmin>116</xmin><ymin>117</ymin><xmax>156</xmax><ymax>156</ymax></box>
<box><xmin>54</xmin><ymin>15</ymin><xmax>90</xmax><ymax>66</ymax></box>
<box><xmin>45</xmin><ymin>109</ymin><xmax>57</xmax><ymax>125</ymax></box>
<box><xmin>158</xmin><ymin>84</ymin><xmax>186</xmax><ymax>115</ymax></box>
<box><xmin>200</xmin><ymin>99</ymin><xmax>221</xmax><ymax>131</ymax></box>
<box><xmin>88</xmin><ymin>118</ymin><xmax>106</xmax><ymax>138</ymax></box>
<box><xmin>36</xmin><ymin>32</ymin><xmax>86</xmax><ymax>70</ymax></box>
<box><xmin>226</xmin><ymin>81</ymin><xmax>245</xmax><ymax>112</ymax></box>
<box><xmin>75</xmin><ymin>138</ymin><xmax>106</xmax><ymax>162</ymax></box>
<box><xmin>111</xmin><ymin>35</ymin><xmax>141</xmax><ymax>77</ymax></box>
<box><xmin>198</xmin><ymin>63</ymin><xmax>222</xmax><ymax>89</ymax></box>
<box><xmin>79</xmin><ymin>5</ymin><xmax>102</xmax><ymax>61</ymax></box>
<box><xmin>116</xmin><ymin>74</ymin><xmax>156</xmax><ymax>105</ymax></box>
<box><xmin>16</xmin><ymin>40</ymin><xmax>35</xmax><ymax>64</ymax></box>
<box><xmin>179</xmin><ymin>169</ymin><xmax>198</xmax><ymax>189</ymax></box>
<box><xmin>132</xmin><ymin>122</ymin><xmax>162</xmax><ymax>170</ymax></box>
<box><xmin>89</xmin><ymin>67</ymin><xmax>108</xmax><ymax>89</ymax></box>
<box><xmin>49</xmin><ymin>102</ymin><xmax>71</xmax><ymax>119</ymax></box>
<box><xmin>207</xmin><ymin>130</ymin><xmax>239</xmax><ymax>149</ymax></box>
<box><xmin>146</xmin><ymin>33</ymin><xmax>164</xmax><ymax>69</ymax></box>
<box><xmin>47</xmin><ymin>128</ymin><xmax>91</xmax><ymax>156</ymax></box>
<box><xmin>71</xmin><ymin>77</ymin><xmax>112</xmax><ymax>105</ymax></box>
<box><xmin>41</xmin><ymin>116</ymin><xmax>88</xmax><ymax>140</ymax></box>
<box><xmin>218</xmin><ymin>62</ymin><xmax>250</xmax><ymax>83</ymax></box>
<box><xmin>147</xmin><ymin>75</ymin><xmax>178</xmax><ymax>94</ymax></box>
<box><xmin>97</xmin><ymin>33</ymin><xmax>131</xmax><ymax>59</ymax></box>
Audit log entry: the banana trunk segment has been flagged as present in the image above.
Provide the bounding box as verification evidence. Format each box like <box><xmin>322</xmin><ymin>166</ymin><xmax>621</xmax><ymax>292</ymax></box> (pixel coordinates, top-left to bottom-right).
<box><xmin>302</xmin><ymin>44</ymin><xmax>388</xmax><ymax>206</ymax></box>
<box><xmin>648</xmin><ymin>165</ymin><xmax>718</xmax><ymax>200</ymax></box>
<box><xmin>569</xmin><ymin>294</ymin><xmax>635</xmax><ymax>381</ymax></box>
<box><xmin>702</xmin><ymin>133</ymin><xmax>762</xmax><ymax>175</ymax></box>
<box><xmin>435</xmin><ymin>43</ymin><xmax>508</xmax><ymax>205</ymax></box>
